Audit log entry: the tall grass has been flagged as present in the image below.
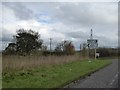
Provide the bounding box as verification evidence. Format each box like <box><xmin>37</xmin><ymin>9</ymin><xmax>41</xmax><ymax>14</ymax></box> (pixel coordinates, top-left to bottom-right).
<box><xmin>2</xmin><ymin>55</ymin><xmax>88</xmax><ymax>72</ymax></box>
<box><xmin>0</xmin><ymin>54</ymin><xmax>2</xmax><ymax>72</ymax></box>
<box><xmin>0</xmin><ymin>54</ymin><xmax>2</xmax><ymax>89</ymax></box>
<box><xmin>3</xmin><ymin>60</ymin><xmax>111</xmax><ymax>88</ymax></box>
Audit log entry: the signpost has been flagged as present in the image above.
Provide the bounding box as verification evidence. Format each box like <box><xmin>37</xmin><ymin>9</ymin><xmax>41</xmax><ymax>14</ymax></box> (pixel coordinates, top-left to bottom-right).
<box><xmin>87</xmin><ymin>29</ymin><xmax>98</xmax><ymax>60</ymax></box>
<box><xmin>87</xmin><ymin>39</ymin><xmax>98</xmax><ymax>49</ymax></box>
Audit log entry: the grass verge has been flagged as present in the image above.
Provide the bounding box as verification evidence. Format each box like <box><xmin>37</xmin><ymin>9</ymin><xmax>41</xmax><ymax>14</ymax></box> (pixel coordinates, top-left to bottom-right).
<box><xmin>2</xmin><ymin>59</ymin><xmax>111</xmax><ymax>88</ymax></box>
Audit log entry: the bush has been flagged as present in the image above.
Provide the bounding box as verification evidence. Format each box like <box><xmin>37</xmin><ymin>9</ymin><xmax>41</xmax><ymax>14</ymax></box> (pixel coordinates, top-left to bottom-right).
<box><xmin>97</xmin><ymin>47</ymin><xmax>118</xmax><ymax>57</ymax></box>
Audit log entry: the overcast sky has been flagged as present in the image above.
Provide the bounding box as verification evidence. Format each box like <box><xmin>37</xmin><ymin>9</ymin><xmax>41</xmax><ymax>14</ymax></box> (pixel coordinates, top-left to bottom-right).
<box><xmin>0</xmin><ymin>1</ymin><xmax>118</xmax><ymax>51</ymax></box>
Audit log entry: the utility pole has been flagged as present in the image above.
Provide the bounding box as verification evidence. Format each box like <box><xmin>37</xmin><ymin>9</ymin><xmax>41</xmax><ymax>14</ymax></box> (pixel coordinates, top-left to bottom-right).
<box><xmin>49</xmin><ymin>38</ymin><xmax>52</xmax><ymax>55</ymax></box>
<box><xmin>80</xmin><ymin>44</ymin><xmax>82</xmax><ymax>57</ymax></box>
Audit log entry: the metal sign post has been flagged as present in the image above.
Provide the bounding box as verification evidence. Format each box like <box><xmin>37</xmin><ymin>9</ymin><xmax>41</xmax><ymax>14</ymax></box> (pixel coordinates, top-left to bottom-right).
<box><xmin>87</xmin><ymin>39</ymin><xmax>98</xmax><ymax>59</ymax></box>
<box><xmin>95</xmin><ymin>48</ymin><xmax>96</xmax><ymax>60</ymax></box>
<box><xmin>87</xmin><ymin>29</ymin><xmax>98</xmax><ymax>60</ymax></box>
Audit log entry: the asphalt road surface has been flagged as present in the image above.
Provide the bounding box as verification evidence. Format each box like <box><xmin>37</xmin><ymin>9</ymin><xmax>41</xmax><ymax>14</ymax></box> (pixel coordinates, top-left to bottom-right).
<box><xmin>63</xmin><ymin>59</ymin><xmax>119</xmax><ymax>88</ymax></box>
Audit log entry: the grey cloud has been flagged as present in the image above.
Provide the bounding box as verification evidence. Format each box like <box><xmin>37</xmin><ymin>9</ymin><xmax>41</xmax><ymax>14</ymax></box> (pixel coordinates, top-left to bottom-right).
<box><xmin>3</xmin><ymin>2</ymin><xmax>34</xmax><ymax>20</ymax></box>
<box><xmin>50</xmin><ymin>3</ymin><xmax>117</xmax><ymax>31</ymax></box>
<box><xmin>2</xmin><ymin>36</ymin><xmax>12</xmax><ymax>42</ymax></box>
<box><xmin>66</xmin><ymin>31</ymin><xmax>89</xmax><ymax>39</ymax></box>
<box><xmin>1</xmin><ymin>28</ymin><xmax>13</xmax><ymax>50</ymax></box>
<box><xmin>66</xmin><ymin>30</ymin><xmax>118</xmax><ymax>48</ymax></box>
<box><xmin>2</xmin><ymin>28</ymin><xmax>13</xmax><ymax>42</ymax></box>
<box><xmin>95</xmin><ymin>35</ymin><xmax>118</xmax><ymax>47</ymax></box>
<box><xmin>50</xmin><ymin>3</ymin><xmax>117</xmax><ymax>48</ymax></box>
<box><xmin>1</xmin><ymin>2</ymin><xmax>117</xmax><ymax>50</ymax></box>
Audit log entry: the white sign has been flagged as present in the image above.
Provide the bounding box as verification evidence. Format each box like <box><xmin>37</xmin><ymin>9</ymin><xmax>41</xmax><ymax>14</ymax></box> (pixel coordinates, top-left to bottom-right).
<box><xmin>87</xmin><ymin>39</ymin><xmax>98</xmax><ymax>49</ymax></box>
<box><xmin>96</xmin><ymin>53</ymin><xmax>99</xmax><ymax>57</ymax></box>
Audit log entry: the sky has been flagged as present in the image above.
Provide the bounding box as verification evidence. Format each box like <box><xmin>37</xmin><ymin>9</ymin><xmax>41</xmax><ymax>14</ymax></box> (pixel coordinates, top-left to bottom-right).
<box><xmin>0</xmin><ymin>1</ymin><xmax>118</xmax><ymax>51</ymax></box>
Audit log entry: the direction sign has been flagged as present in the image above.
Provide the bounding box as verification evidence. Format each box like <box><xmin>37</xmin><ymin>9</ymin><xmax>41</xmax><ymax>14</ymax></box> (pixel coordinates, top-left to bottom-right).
<box><xmin>87</xmin><ymin>39</ymin><xmax>98</xmax><ymax>49</ymax></box>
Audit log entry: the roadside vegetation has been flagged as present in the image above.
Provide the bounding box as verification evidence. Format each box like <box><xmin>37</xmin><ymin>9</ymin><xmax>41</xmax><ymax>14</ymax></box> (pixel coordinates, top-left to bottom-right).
<box><xmin>3</xmin><ymin>55</ymin><xmax>84</xmax><ymax>72</ymax></box>
<box><xmin>0</xmin><ymin>54</ymin><xmax>2</xmax><ymax>89</ymax></box>
<box><xmin>3</xmin><ymin>59</ymin><xmax>111</xmax><ymax>88</ymax></box>
<box><xmin>2</xmin><ymin>29</ymin><xmax>118</xmax><ymax>88</ymax></box>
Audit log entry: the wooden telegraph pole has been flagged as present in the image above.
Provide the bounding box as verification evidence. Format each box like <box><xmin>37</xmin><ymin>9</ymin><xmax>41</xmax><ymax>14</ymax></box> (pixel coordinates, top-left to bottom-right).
<box><xmin>49</xmin><ymin>38</ymin><xmax>52</xmax><ymax>55</ymax></box>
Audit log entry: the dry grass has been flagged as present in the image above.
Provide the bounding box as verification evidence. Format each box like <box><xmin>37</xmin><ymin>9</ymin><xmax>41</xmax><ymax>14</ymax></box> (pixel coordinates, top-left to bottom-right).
<box><xmin>2</xmin><ymin>55</ymin><xmax>88</xmax><ymax>72</ymax></box>
<box><xmin>0</xmin><ymin>54</ymin><xmax>2</xmax><ymax>73</ymax></box>
<box><xmin>0</xmin><ymin>54</ymin><xmax>2</xmax><ymax>89</ymax></box>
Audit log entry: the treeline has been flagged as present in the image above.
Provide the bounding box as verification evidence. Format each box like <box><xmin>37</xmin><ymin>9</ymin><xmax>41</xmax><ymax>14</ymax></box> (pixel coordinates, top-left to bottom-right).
<box><xmin>2</xmin><ymin>29</ymin><xmax>118</xmax><ymax>57</ymax></box>
<box><xmin>78</xmin><ymin>42</ymin><xmax>118</xmax><ymax>58</ymax></box>
<box><xmin>80</xmin><ymin>47</ymin><xmax>118</xmax><ymax>58</ymax></box>
<box><xmin>97</xmin><ymin>47</ymin><xmax>118</xmax><ymax>57</ymax></box>
<box><xmin>2</xmin><ymin>29</ymin><xmax>75</xmax><ymax>56</ymax></box>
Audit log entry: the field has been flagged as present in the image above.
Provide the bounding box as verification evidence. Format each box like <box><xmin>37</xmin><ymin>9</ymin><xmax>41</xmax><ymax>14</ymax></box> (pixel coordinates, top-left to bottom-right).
<box><xmin>2</xmin><ymin>55</ymin><xmax>88</xmax><ymax>72</ymax></box>
<box><xmin>2</xmin><ymin>55</ymin><xmax>111</xmax><ymax>88</ymax></box>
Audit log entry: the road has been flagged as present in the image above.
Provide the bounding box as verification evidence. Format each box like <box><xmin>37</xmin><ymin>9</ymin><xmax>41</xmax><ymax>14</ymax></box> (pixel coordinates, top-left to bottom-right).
<box><xmin>63</xmin><ymin>59</ymin><xmax>119</xmax><ymax>88</ymax></box>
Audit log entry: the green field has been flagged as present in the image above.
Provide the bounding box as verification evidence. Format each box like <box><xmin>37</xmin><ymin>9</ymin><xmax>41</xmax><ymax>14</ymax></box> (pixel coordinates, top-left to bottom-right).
<box><xmin>3</xmin><ymin>59</ymin><xmax>111</xmax><ymax>88</ymax></box>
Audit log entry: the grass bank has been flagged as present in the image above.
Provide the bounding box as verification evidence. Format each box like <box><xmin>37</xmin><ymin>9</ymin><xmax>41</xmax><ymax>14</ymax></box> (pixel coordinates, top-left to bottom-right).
<box><xmin>3</xmin><ymin>59</ymin><xmax>111</xmax><ymax>88</ymax></box>
<box><xmin>3</xmin><ymin>55</ymin><xmax>85</xmax><ymax>72</ymax></box>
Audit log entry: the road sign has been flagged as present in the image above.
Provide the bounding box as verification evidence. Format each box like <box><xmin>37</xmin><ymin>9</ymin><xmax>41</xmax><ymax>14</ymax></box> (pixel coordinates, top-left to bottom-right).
<box><xmin>87</xmin><ymin>39</ymin><xmax>98</xmax><ymax>49</ymax></box>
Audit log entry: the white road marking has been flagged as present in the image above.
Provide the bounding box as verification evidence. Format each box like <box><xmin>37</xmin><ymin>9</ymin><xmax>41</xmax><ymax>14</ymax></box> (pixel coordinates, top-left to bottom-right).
<box><xmin>114</xmin><ymin>74</ymin><xmax>118</xmax><ymax>78</ymax></box>
<box><xmin>110</xmin><ymin>79</ymin><xmax>115</xmax><ymax>85</ymax></box>
<box><xmin>109</xmin><ymin>73</ymin><xmax>118</xmax><ymax>85</ymax></box>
